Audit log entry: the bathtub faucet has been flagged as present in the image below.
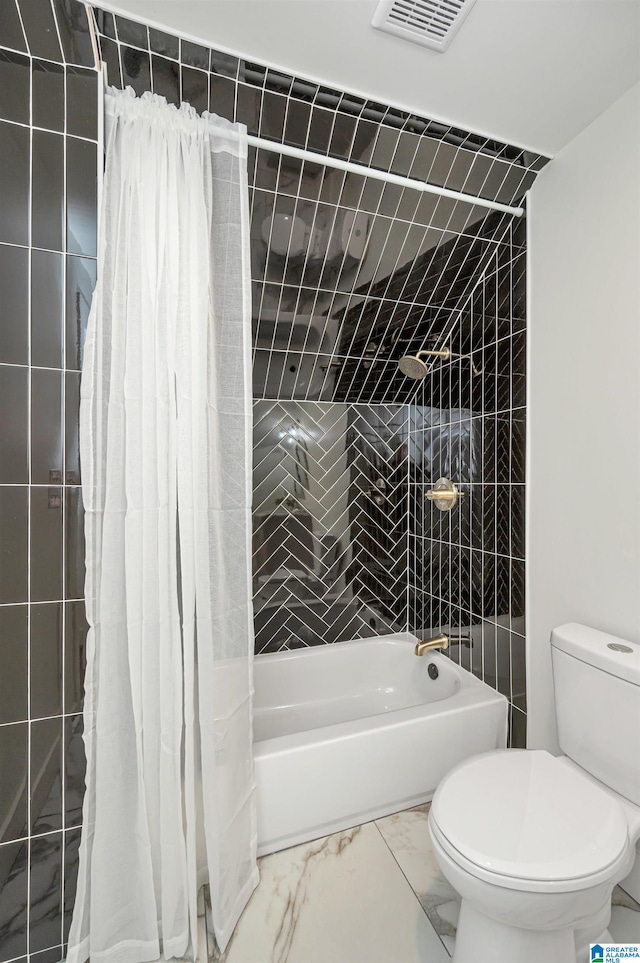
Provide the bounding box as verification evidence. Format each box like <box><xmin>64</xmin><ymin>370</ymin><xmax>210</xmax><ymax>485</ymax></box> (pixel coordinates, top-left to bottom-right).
<box><xmin>414</xmin><ymin>632</ymin><xmax>472</xmax><ymax>656</ymax></box>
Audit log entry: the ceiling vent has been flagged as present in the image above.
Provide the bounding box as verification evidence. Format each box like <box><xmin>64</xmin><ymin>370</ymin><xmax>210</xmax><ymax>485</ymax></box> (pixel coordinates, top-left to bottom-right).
<box><xmin>372</xmin><ymin>0</ymin><xmax>477</xmax><ymax>52</ymax></box>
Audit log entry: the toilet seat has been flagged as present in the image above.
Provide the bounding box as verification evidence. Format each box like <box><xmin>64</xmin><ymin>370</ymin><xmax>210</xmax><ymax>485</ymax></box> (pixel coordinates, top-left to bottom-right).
<box><xmin>430</xmin><ymin>749</ymin><xmax>630</xmax><ymax>893</ymax></box>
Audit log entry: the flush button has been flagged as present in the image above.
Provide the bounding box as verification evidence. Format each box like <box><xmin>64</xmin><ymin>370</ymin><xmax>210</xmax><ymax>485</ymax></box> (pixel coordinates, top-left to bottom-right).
<box><xmin>607</xmin><ymin>643</ymin><xmax>634</xmax><ymax>653</ymax></box>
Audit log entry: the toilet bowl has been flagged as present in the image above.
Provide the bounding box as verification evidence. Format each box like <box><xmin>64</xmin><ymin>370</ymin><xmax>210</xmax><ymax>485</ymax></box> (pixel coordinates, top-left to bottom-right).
<box><xmin>429</xmin><ymin>749</ymin><xmax>639</xmax><ymax>963</ymax></box>
<box><xmin>426</xmin><ymin>624</ymin><xmax>640</xmax><ymax>962</ymax></box>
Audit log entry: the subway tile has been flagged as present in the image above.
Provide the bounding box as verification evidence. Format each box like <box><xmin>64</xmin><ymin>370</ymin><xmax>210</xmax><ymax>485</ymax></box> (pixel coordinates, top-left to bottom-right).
<box><xmin>306</xmin><ymin>105</ymin><xmax>335</xmax><ymax>154</ymax></box>
<box><xmin>0</xmin><ymin>606</ymin><xmax>27</xmax><ymax>725</ymax></box>
<box><xmin>66</xmin><ymin>137</ymin><xmax>97</xmax><ymax>257</ymax></box>
<box><xmin>181</xmin><ymin>65</ymin><xmax>208</xmax><ymax>114</ymax></box>
<box><xmin>241</xmin><ymin>60</ymin><xmax>267</xmax><ymax>90</ymax></box>
<box><xmin>66</xmin><ymin>66</ymin><xmax>98</xmax><ymax>140</ymax></box>
<box><xmin>258</xmin><ymin>90</ymin><xmax>286</xmax><ymax>141</ymax></box>
<box><xmin>64</xmin><ymin>371</ymin><xmax>81</xmax><ymax>485</ymax></box>
<box><xmin>0</xmin><ymin>50</ymin><xmax>29</xmax><ymax>124</ymax></box>
<box><xmin>510</xmin><ymin>485</ymin><xmax>525</xmax><ymax>559</ymax></box>
<box><xmin>495</xmin><ymin>484</ymin><xmax>511</xmax><ymax>557</ymax></box>
<box><xmin>151</xmin><ymin>54</ymin><xmax>180</xmax><ymax>107</ymax></box>
<box><xmin>32</xmin><ymin>130</ymin><xmax>64</xmax><ymax>252</ymax></box>
<box><xmin>18</xmin><ymin>0</ymin><xmax>62</xmax><ymax>62</ymax></box>
<box><xmin>31</xmin><ymin>368</ymin><xmax>63</xmax><ymax>485</ymax></box>
<box><xmin>510</xmin><ymin>705</ymin><xmax>527</xmax><ymax>749</ymax></box>
<box><xmin>0</xmin><ymin>365</ymin><xmax>28</xmax><ymax>484</ymax></box>
<box><xmin>0</xmin><ymin>838</ymin><xmax>28</xmax><ymax>961</ymax></box>
<box><xmin>235</xmin><ymin>82</ymin><xmax>261</xmax><ymax>132</ymax></box>
<box><xmin>31</xmin><ymin>250</ymin><xmax>64</xmax><ymax>369</ymax></box>
<box><xmin>94</xmin><ymin>8</ymin><xmax>116</xmax><ymax>41</ymax></box>
<box><xmin>0</xmin><ymin>722</ymin><xmax>28</xmax><ymax>843</ymax></box>
<box><xmin>62</xmin><ymin>828</ymin><xmax>81</xmax><ymax>943</ymax></box>
<box><xmin>511</xmin><ymin>632</ymin><xmax>526</xmax><ymax>703</ymax></box>
<box><xmin>64</xmin><ymin>487</ymin><xmax>84</xmax><ymax>601</ymax></box>
<box><xmin>511</xmin><ymin>410</ymin><xmax>525</xmax><ymax>483</ymax></box>
<box><xmin>209</xmin><ymin>73</ymin><xmax>235</xmax><ymax>122</ymax></box>
<box><xmin>30</xmin><ymin>718</ymin><xmax>63</xmax><ymax>835</ymax></box>
<box><xmin>0</xmin><ymin>121</ymin><xmax>29</xmax><ymax>246</ymax></box>
<box><xmin>64</xmin><ymin>601</ymin><xmax>87</xmax><ymax>715</ymax></box>
<box><xmin>115</xmin><ymin>15</ymin><xmax>148</xmax><ymax>49</ymax></box>
<box><xmin>148</xmin><ymin>26</ymin><xmax>178</xmax><ymax>60</ymax></box>
<box><xmin>0</xmin><ymin>486</ymin><xmax>28</xmax><ymax>604</ymax></box>
<box><xmin>210</xmin><ymin>49</ymin><xmax>238</xmax><ymax>78</ymax></box>
<box><xmin>30</xmin><ymin>603</ymin><xmax>63</xmax><ymax>720</ymax></box>
<box><xmin>121</xmin><ymin>44</ymin><xmax>150</xmax><ymax>96</ymax></box>
<box><xmin>99</xmin><ymin>35</ymin><xmax>121</xmax><ymax>89</ymax></box>
<box><xmin>51</xmin><ymin>0</ymin><xmax>95</xmax><ymax>68</ymax></box>
<box><xmin>29</xmin><ymin>831</ymin><xmax>63</xmax><ymax>953</ymax></box>
<box><xmin>64</xmin><ymin>715</ymin><xmax>84</xmax><ymax>829</ymax></box>
<box><xmin>65</xmin><ymin>255</ymin><xmax>96</xmax><ymax>370</ymax></box>
<box><xmin>284</xmin><ymin>98</ymin><xmax>310</xmax><ymax>148</ymax></box>
<box><xmin>0</xmin><ymin>243</ymin><xmax>29</xmax><ymax>365</ymax></box>
<box><xmin>511</xmin><ymin>558</ymin><xmax>525</xmax><ymax>621</ymax></box>
<box><xmin>29</xmin><ymin>486</ymin><xmax>63</xmax><ymax>603</ymax></box>
<box><xmin>0</xmin><ymin>0</ymin><xmax>27</xmax><ymax>53</ymax></box>
<box><xmin>180</xmin><ymin>39</ymin><xmax>209</xmax><ymax>70</ymax></box>
<box><xmin>32</xmin><ymin>60</ymin><xmax>65</xmax><ymax>133</ymax></box>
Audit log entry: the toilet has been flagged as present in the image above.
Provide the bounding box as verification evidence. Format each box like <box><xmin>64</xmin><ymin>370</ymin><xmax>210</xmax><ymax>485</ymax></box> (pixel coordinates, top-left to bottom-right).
<box><xmin>428</xmin><ymin>623</ymin><xmax>640</xmax><ymax>963</ymax></box>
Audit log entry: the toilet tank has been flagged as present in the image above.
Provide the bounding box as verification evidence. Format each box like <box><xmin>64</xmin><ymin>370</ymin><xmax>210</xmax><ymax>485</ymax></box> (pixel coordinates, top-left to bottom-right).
<box><xmin>551</xmin><ymin>623</ymin><xmax>640</xmax><ymax>806</ymax></box>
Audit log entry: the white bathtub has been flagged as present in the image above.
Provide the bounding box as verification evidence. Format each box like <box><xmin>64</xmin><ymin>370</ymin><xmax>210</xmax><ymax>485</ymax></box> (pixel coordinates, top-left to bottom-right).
<box><xmin>253</xmin><ymin>632</ymin><xmax>508</xmax><ymax>856</ymax></box>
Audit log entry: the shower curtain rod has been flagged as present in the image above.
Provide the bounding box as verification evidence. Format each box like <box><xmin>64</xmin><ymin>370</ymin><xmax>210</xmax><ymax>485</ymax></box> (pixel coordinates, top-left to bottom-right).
<box><xmin>246</xmin><ymin>135</ymin><xmax>525</xmax><ymax>217</ymax></box>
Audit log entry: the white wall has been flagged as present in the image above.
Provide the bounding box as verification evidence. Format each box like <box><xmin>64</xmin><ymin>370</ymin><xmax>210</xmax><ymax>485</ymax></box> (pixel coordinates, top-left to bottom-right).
<box><xmin>527</xmin><ymin>82</ymin><xmax>640</xmax><ymax>751</ymax></box>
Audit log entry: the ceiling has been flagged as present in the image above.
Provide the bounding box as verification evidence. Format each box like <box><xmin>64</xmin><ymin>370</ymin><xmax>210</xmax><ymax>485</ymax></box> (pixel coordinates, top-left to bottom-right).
<box><xmin>98</xmin><ymin>0</ymin><xmax>640</xmax><ymax>156</ymax></box>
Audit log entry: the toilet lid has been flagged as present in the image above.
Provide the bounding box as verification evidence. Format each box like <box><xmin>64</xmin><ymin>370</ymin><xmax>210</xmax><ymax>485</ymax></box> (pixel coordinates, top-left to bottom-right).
<box><xmin>431</xmin><ymin>750</ymin><xmax>628</xmax><ymax>883</ymax></box>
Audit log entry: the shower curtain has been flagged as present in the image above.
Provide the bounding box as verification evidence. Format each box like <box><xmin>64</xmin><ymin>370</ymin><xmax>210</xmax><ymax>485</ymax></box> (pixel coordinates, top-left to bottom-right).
<box><xmin>66</xmin><ymin>88</ymin><xmax>258</xmax><ymax>963</ymax></box>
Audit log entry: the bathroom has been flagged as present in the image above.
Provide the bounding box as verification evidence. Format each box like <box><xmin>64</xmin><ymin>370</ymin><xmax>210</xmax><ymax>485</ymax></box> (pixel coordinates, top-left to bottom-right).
<box><xmin>0</xmin><ymin>0</ymin><xmax>638</xmax><ymax>961</ymax></box>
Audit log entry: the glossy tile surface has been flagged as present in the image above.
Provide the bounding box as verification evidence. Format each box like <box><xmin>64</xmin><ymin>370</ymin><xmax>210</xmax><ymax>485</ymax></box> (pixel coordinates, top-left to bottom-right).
<box><xmin>206</xmin><ymin>807</ymin><xmax>640</xmax><ymax>962</ymax></box>
<box><xmin>0</xmin><ymin>243</ymin><xmax>29</xmax><ymax>364</ymax></box>
<box><xmin>376</xmin><ymin>804</ymin><xmax>460</xmax><ymax>955</ymax></box>
<box><xmin>252</xmin><ymin>401</ymin><xmax>408</xmax><ymax>654</ymax></box>
<box><xmin>209</xmin><ymin>821</ymin><xmax>449</xmax><ymax>963</ymax></box>
<box><xmin>0</xmin><ymin>4</ymin><xmax>98</xmax><ymax>958</ymax></box>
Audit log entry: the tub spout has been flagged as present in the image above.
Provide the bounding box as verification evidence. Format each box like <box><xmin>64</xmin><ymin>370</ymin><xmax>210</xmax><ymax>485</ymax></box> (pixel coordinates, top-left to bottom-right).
<box><xmin>415</xmin><ymin>632</ymin><xmax>473</xmax><ymax>655</ymax></box>
<box><xmin>415</xmin><ymin>633</ymin><xmax>449</xmax><ymax>655</ymax></box>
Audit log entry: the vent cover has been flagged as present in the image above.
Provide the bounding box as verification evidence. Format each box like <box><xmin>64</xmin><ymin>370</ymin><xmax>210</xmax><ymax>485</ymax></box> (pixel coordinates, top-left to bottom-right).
<box><xmin>372</xmin><ymin>0</ymin><xmax>477</xmax><ymax>52</ymax></box>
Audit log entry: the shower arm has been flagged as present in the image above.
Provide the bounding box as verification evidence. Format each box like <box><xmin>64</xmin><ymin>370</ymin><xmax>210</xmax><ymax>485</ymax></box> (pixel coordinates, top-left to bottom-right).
<box><xmin>415</xmin><ymin>349</ymin><xmax>482</xmax><ymax>377</ymax></box>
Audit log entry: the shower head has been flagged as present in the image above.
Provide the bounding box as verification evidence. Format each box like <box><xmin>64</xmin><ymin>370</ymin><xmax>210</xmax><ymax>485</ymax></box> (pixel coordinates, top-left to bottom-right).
<box><xmin>397</xmin><ymin>349</ymin><xmax>450</xmax><ymax>380</ymax></box>
<box><xmin>398</xmin><ymin>354</ymin><xmax>429</xmax><ymax>379</ymax></box>
<box><xmin>397</xmin><ymin>347</ymin><xmax>482</xmax><ymax>379</ymax></box>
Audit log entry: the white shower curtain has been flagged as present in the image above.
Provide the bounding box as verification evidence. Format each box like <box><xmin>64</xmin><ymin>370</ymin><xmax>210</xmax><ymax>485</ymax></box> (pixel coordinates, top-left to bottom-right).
<box><xmin>66</xmin><ymin>88</ymin><xmax>258</xmax><ymax>963</ymax></box>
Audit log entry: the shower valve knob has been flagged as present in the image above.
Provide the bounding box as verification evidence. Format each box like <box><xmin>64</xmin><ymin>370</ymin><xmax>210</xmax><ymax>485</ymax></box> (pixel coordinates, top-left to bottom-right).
<box><xmin>425</xmin><ymin>478</ymin><xmax>463</xmax><ymax>511</ymax></box>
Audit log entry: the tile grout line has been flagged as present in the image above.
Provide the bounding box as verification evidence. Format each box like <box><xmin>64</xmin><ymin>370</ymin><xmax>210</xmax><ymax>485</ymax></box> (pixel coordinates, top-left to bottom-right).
<box><xmin>370</xmin><ymin>812</ymin><xmax>454</xmax><ymax>959</ymax></box>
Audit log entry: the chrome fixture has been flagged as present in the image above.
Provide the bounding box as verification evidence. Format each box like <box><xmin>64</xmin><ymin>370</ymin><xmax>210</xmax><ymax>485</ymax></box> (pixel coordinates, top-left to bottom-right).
<box><xmin>425</xmin><ymin>477</ymin><xmax>463</xmax><ymax>511</ymax></box>
<box><xmin>398</xmin><ymin>348</ymin><xmax>481</xmax><ymax>379</ymax></box>
<box><xmin>415</xmin><ymin>632</ymin><xmax>472</xmax><ymax>656</ymax></box>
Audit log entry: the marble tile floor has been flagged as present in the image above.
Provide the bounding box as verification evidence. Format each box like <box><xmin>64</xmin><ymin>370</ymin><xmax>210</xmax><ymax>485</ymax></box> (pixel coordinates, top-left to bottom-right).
<box><xmin>205</xmin><ymin>802</ymin><xmax>640</xmax><ymax>963</ymax></box>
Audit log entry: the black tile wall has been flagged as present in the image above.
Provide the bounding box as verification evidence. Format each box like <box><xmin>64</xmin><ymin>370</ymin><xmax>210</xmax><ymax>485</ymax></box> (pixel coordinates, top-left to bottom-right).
<box><xmin>408</xmin><ymin>221</ymin><xmax>527</xmax><ymax>746</ymax></box>
<box><xmin>92</xmin><ymin>8</ymin><xmax>547</xmax><ymax>411</ymax></box>
<box><xmin>253</xmin><ymin>401</ymin><xmax>408</xmax><ymax>654</ymax></box>
<box><xmin>0</xmin><ymin>2</ymin><xmax>97</xmax><ymax>961</ymax></box>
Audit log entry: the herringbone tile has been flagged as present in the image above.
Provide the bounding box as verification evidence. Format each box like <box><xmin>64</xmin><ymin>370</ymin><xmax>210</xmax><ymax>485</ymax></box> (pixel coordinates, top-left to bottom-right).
<box><xmin>253</xmin><ymin>401</ymin><xmax>409</xmax><ymax>653</ymax></box>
